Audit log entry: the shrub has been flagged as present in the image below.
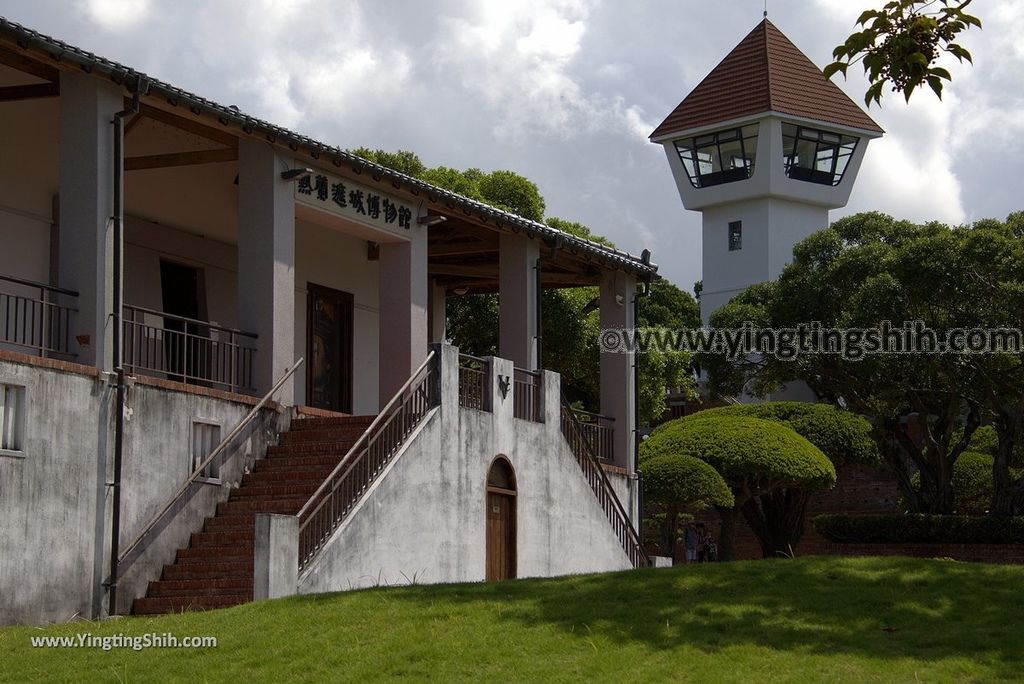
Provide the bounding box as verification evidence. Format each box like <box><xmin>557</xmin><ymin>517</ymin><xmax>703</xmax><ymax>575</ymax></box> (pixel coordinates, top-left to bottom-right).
<box><xmin>645</xmin><ymin>415</ymin><xmax>836</xmax><ymax>491</ymax></box>
<box><xmin>641</xmin><ymin>454</ymin><xmax>734</xmax><ymax>512</ymax></box>
<box><xmin>644</xmin><ymin>414</ymin><xmax>836</xmax><ymax>559</ymax></box>
<box><xmin>695</xmin><ymin>401</ymin><xmax>879</xmax><ymax>466</ymax></box>
<box><xmin>813</xmin><ymin>514</ymin><xmax>1024</xmax><ymax>544</ymax></box>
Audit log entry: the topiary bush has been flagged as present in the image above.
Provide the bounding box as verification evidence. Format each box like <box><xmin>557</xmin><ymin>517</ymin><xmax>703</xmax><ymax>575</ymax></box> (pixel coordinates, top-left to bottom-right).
<box><xmin>639</xmin><ymin>453</ymin><xmax>733</xmax><ymax>558</ymax></box>
<box><xmin>696</xmin><ymin>402</ymin><xmax>879</xmax><ymax>466</ymax></box>
<box><xmin>813</xmin><ymin>513</ymin><xmax>1024</xmax><ymax>544</ymax></box>
<box><xmin>643</xmin><ymin>414</ymin><xmax>836</xmax><ymax>560</ymax></box>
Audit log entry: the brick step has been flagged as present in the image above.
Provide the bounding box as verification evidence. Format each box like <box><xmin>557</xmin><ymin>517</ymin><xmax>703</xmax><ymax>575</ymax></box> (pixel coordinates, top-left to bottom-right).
<box><xmin>203</xmin><ymin>515</ymin><xmax>255</xmax><ymax>533</ymax></box>
<box><xmin>190</xmin><ymin>529</ymin><xmax>255</xmax><ymax>548</ymax></box>
<box><xmin>176</xmin><ymin>545</ymin><xmax>253</xmax><ymax>563</ymax></box>
<box><xmin>264</xmin><ymin>444</ymin><xmax>356</xmax><ymax>458</ymax></box>
<box><xmin>256</xmin><ymin>453</ymin><xmax>348</xmax><ymax>468</ymax></box>
<box><xmin>146</xmin><ymin>577</ymin><xmax>253</xmax><ymax>597</ymax></box>
<box><xmin>279</xmin><ymin>428</ymin><xmax>368</xmax><ymax>445</ymax></box>
<box><xmin>228</xmin><ymin>483</ymin><xmax>320</xmax><ymax>500</ymax></box>
<box><xmin>216</xmin><ymin>498</ymin><xmax>307</xmax><ymax>516</ymax></box>
<box><xmin>161</xmin><ymin>560</ymin><xmax>252</xmax><ymax>581</ymax></box>
<box><xmin>132</xmin><ymin>594</ymin><xmax>248</xmax><ymax>615</ymax></box>
<box><xmin>289</xmin><ymin>415</ymin><xmax>375</xmax><ymax>431</ymax></box>
<box><xmin>241</xmin><ymin>469</ymin><xmax>333</xmax><ymax>486</ymax></box>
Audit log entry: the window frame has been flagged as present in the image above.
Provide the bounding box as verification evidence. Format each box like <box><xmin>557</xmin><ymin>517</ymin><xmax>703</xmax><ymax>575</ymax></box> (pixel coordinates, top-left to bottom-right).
<box><xmin>190</xmin><ymin>418</ymin><xmax>224</xmax><ymax>484</ymax></box>
<box><xmin>0</xmin><ymin>382</ymin><xmax>27</xmax><ymax>458</ymax></box>
<box><xmin>728</xmin><ymin>221</ymin><xmax>743</xmax><ymax>252</ymax></box>
<box><xmin>782</xmin><ymin>123</ymin><xmax>859</xmax><ymax>187</ymax></box>
<box><xmin>674</xmin><ymin>124</ymin><xmax>760</xmax><ymax>189</ymax></box>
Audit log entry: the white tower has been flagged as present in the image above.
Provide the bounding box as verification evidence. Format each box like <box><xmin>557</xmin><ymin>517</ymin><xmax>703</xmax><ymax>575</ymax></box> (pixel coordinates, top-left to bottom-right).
<box><xmin>651</xmin><ymin>19</ymin><xmax>883</xmax><ymax>324</ymax></box>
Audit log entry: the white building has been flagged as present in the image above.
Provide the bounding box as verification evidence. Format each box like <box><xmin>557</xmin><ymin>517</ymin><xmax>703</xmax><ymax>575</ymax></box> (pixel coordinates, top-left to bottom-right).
<box><xmin>651</xmin><ymin>19</ymin><xmax>883</xmax><ymax>325</ymax></box>
<box><xmin>0</xmin><ymin>17</ymin><xmax>654</xmax><ymax>624</ymax></box>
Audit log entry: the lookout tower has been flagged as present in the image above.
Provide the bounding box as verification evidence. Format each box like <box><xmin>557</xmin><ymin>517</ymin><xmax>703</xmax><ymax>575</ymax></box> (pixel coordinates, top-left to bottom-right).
<box><xmin>651</xmin><ymin>19</ymin><xmax>883</xmax><ymax>323</ymax></box>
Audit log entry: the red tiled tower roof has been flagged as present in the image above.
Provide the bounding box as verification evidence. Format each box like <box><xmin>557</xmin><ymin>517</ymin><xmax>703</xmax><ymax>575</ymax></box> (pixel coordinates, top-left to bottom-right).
<box><xmin>650</xmin><ymin>19</ymin><xmax>883</xmax><ymax>140</ymax></box>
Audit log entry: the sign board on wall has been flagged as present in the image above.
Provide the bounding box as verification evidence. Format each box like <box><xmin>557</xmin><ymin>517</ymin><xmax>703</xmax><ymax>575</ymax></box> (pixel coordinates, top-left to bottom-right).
<box><xmin>293</xmin><ymin>165</ymin><xmax>417</xmax><ymax>237</ymax></box>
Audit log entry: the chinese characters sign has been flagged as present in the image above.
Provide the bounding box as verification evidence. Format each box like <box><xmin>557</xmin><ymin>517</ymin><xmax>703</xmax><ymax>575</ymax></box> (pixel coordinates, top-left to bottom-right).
<box><xmin>293</xmin><ymin>166</ymin><xmax>416</xmax><ymax>235</ymax></box>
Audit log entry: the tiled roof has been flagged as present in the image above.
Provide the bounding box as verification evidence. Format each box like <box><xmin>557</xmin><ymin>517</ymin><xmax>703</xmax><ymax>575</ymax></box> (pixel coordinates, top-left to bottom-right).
<box><xmin>650</xmin><ymin>19</ymin><xmax>883</xmax><ymax>140</ymax></box>
<box><xmin>0</xmin><ymin>17</ymin><xmax>658</xmax><ymax>279</ymax></box>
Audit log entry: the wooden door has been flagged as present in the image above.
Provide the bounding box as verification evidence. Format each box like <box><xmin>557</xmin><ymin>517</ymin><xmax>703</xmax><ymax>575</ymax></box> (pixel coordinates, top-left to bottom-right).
<box><xmin>306</xmin><ymin>283</ymin><xmax>353</xmax><ymax>413</ymax></box>
<box><xmin>486</xmin><ymin>491</ymin><xmax>516</xmax><ymax>581</ymax></box>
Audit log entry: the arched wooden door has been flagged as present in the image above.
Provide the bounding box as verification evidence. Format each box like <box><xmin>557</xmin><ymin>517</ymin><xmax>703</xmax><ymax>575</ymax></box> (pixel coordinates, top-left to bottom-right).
<box><xmin>486</xmin><ymin>458</ymin><xmax>517</xmax><ymax>581</ymax></box>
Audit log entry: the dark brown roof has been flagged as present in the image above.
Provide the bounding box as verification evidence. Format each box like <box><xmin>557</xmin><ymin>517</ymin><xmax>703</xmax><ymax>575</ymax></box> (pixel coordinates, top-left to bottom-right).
<box><xmin>650</xmin><ymin>19</ymin><xmax>883</xmax><ymax>139</ymax></box>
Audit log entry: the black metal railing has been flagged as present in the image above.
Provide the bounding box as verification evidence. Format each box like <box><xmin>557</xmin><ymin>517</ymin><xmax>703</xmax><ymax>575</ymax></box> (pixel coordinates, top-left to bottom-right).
<box><xmin>298</xmin><ymin>351</ymin><xmax>439</xmax><ymax>571</ymax></box>
<box><xmin>458</xmin><ymin>353</ymin><xmax>491</xmax><ymax>411</ymax></box>
<box><xmin>513</xmin><ymin>368</ymin><xmax>542</xmax><ymax>422</ymax></box>
<box><xmin>572</xmin><ymin>409</ymin><xmax>615</xmax><ymax>462</ymax></box>
<box><xmin>122</xmin><ymin>304</ymin><xmax>257</xmax><ymax>393</ymax></box>
<box><xmin>0</xmin><ymin>274</ymin><xmax>77</xmax><ymax>357</ymax></box>
<box><xmin>560</xmin><ymin>396</ymin><xmax>648</xmax><ymax>568</ymax></box>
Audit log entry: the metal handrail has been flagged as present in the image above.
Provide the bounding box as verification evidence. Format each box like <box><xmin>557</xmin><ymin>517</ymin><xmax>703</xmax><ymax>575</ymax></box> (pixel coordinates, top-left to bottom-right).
<box><xmin>513</xmin><ymin>366</ymin><xmax>542</xmax><ymax>423</ymax></box>
<box><xmin>117</xmin><ymin>357</ymin><xmax>304</xmax><ymax>567</ymax></box>
<box><xmin>124</xmin><ymin>304</ymin><xmax>258</xmax><ymax>339</ymax></box>
<box><xmin>297</xmin><ymin>350</ymin><xmax>436</xmax><ymax>521</ymax></box>
<box><xmin>560</xmin><ymin>394</ymin><xmax>649</xmax><ymax>568</ymax></box>
<box><xmin>571</xmin><ymin>408</ymin><xmax>615</xmax><ymax>422</ymax></box>
<box><xmin>458</xmin><ymin>353</ymin><xmax>490</xmax><ymax>412</ymax></box>
<box><xmin>0</xmin><ymin>273</ymin><xmax>78</xmax><ymax>298</ymax></box>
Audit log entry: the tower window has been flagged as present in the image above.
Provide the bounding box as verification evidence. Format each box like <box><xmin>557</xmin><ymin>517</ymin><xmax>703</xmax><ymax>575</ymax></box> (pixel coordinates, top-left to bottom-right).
<box><xmin>782</xmin><ymin>124</ymin><xmax>859</xmax><ymax>186</ymax></box>
<box><xmin>674</xmin><ymin>124</ymin><xmax>759</xmax><ymax>189</ymax></box>
<box><xmin>728</xmin><ymin>222</ymin><xmax>742</xmax><ymax>251</ymax></box>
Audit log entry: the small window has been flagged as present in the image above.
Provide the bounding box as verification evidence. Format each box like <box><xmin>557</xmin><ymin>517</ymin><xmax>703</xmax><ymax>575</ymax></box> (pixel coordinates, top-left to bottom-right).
<box><xmin>728</xmin><ymin>222</ymin><xmax>743</xmax><ymax>251</ymax></box>
<box><xmin>0</xmin><ymin>383</ymin><xmax>26</xmax><ymax>453</ymax></box>
<box><xmin>191</xmin><ymin>421</ymin><xmax>222</xmax><ymax>480</ymax></box>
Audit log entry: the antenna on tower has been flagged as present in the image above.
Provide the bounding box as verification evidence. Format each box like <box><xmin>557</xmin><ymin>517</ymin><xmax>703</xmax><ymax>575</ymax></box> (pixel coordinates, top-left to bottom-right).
<box><xmin>763</xmin><ymin>0</ymin><xmax>768</xmax><ymax>18</ymax></box>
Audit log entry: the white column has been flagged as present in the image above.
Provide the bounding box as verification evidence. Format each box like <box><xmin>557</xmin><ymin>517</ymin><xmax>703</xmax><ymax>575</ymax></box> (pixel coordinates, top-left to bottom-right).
<box><xmin>378</xmin><ymin>231</ymin><xmax>428</xmax><ymax>407</ymax></box>
<box><xmin>600</xmin><ymin>271</ymin><xmax>637</xmax><ymax>471</ymax></box>
<box><xmin>58</xmin><ymin>73</ymin><xmax>121</xmax><ymax>369</ymax></box>
<box><xmin>428</xmin><ymin>279</ymin><xmax>447</xmax><ymax>344</ymax></box>
<box><xmin>238</xmin><ymin>140</ymin><xmax>295</xmax><ymax>403</ymax></box>
<box><xmin>499</xmin><ymin>234</ymin><xmax>539</xmax><ymax>370</ymax></box>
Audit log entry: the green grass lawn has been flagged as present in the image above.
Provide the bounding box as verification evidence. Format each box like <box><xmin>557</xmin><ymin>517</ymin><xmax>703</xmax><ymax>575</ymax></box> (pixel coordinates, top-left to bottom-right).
<box><xmin>2</xmin><ymin>556</ymin><xmax>1022</xmax><ymax>682</ymax></box>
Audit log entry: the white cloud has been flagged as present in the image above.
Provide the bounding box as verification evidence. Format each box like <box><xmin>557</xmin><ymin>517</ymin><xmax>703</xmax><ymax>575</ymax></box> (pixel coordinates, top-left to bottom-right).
<box><xmin>84</xmin><ymin>0</ymin><xmax>151</xmax><ymax>28</ymax></box>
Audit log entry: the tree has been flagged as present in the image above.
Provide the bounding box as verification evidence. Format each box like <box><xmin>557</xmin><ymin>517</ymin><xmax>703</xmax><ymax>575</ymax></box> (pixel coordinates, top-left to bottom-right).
<box><xmin>348</xmin><ymin>147</ymin><xmax>426</xmax><ymax>177</ymax></box>
<box><xmin>825</xmin><ymin>0</ymin><xmax>982</xmax><ymax>106</ymax></box>
<box><xmin>643</xmin><ymin>414</ymin><xmax>836</xmax><ymax>560</ymax></box>
<box><xmin>703</xmin><ymin>212</ymin><xmax>1024</xmax><ymax>516</ymax></box>
<box><xmin>639</xmin><ymin>453</ymin><xmax>733</xmax><ymax>558</ymax></box>
<box><xmin>700</xmin><ymin>402</ymin><xmax>878</xmax><ymax>556</ymax></box>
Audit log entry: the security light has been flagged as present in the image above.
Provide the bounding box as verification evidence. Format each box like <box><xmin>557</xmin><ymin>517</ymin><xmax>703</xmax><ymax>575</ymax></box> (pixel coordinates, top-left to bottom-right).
<box><xmin>418</xmin><ymin>215</ymin><xmax>447</xmax><ymax>227</ymax></box>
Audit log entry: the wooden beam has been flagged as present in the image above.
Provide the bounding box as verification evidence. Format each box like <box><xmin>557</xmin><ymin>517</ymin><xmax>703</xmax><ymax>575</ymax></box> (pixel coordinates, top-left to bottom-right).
<box><xmin>428</xmin><ymin>264</ymin><xmax>499</xmax><ymax>279</ymax></box>
<box><xmin>137</xmin><ymin>102</ymin><xmax>239</xmax><ymax>149</ymax></box>
<box><xmin>428</xmin><ymin>240</ymin><xmax>499</xmax><ymax>258</ymax></box>
<box><xmin>0</xmin><ymin>81</ymin><xmax>58</xmax><ymax>102</ymax></box>
<box><xmin>125</xmin><ymin>147</ymin><xmax>239</xmax><ymax>171</ymax></box>
<box><xmin>123</xmin><ymin>112</ymin><xmax>144</xmax><ymax>137</ymax></box>
<box><xmin>0</xmin><ymin>45</ymin><xmax>59</xmax><ymax>82</ymax></box>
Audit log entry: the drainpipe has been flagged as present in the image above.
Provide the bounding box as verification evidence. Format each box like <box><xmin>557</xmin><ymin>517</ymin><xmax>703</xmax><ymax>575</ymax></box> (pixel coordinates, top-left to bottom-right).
<box><xmin>534</xmin><ymin>257</ymin><xmax>542</xmax><ymax>370</ymax></box>
<box><xmin>633</xmin><ymin>276</ymin><xmax>651</xmax><ymax>550</ymax></box>
<box><xmin>107</xmin><ymin>81</ymin><xmax>143</xmax><ymax>616</ymax></box>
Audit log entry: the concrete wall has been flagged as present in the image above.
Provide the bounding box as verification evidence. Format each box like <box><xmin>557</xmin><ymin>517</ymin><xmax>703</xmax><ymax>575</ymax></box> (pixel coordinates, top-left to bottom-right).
<box><xmin>0</xmin><ymin>355</ymin><xmax>286</xmax><ymax>624</ymax></box>
<box><xmin>298</xmin><ymin>346</ymin><xmax>634</xmax><ymax>594</ymax></box>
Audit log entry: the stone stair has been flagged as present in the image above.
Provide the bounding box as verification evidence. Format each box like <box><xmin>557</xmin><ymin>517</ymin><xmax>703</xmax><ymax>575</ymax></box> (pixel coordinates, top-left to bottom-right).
<box><xmin>131</xmin><ymin>414</ymin><xmax>375</xmax><ymax>615</ymax></box>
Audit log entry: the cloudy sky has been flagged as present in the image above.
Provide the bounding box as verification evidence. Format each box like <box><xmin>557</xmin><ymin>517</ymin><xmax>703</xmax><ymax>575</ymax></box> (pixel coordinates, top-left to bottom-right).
<box><xmin>5</xmin><ymin>0</ymin><xmax>1022</xmax><ymax>291</ymax></box>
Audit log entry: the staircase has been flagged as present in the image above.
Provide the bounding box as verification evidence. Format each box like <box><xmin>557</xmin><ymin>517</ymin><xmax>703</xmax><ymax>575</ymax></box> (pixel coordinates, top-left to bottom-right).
<box><xmin>131</xmin><ymin>414</ymin><xmax>375</xmax><ymax>615</ymax></box>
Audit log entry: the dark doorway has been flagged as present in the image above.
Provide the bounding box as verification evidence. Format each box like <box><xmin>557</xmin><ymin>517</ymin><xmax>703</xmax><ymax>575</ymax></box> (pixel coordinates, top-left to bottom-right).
<box><xmin>306</xmin><ymin>283</ymin><xmax>354</xmax><ymax>413</ymax></box>
<box><xmin>486</xmin><ymin>457</ymin><xmax>517</xmax><ymax>581</ymax></box>
<box><xmin>159</xmin><ymin>260</ymin><xmax>207</xmax><ymax>383</ymax></box>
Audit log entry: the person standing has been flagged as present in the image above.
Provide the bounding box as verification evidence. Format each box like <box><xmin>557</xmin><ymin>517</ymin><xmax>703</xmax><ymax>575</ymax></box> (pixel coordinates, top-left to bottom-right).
<box><xmin>683</xmin><ymin>524</ymin><xmax>699</xmax><ymax>564</ymax></box>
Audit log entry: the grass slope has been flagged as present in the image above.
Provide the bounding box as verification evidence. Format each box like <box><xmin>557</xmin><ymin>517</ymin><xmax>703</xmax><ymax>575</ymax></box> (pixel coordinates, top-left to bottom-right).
<box><xmin>2</xmin><ymin>556</ymin><xmax>1023</xmax><ymax>683</ymax></box>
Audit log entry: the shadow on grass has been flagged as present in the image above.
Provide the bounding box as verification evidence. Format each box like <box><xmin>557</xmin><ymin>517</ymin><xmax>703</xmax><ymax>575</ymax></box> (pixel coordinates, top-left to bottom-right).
<box><xmin>292</xmin><ymin>556</ymin><xmax>1024</xmax><ymax>674</ymax></box>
